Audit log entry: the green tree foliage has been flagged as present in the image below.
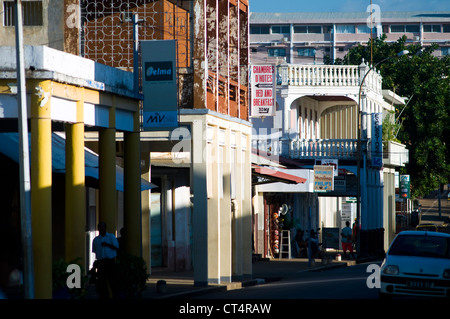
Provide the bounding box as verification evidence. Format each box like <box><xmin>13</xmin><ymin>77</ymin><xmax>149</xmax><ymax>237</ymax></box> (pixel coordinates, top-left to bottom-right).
<box><xmin>328</xmin><ymin>35</ymin><xmax>450</xmax><ymax>197</ymax></box>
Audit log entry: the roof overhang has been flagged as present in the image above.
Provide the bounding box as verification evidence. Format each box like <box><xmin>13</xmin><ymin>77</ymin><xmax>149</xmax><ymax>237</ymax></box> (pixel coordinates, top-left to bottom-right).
<box><xmin>252</xmin><ymin>165</ymin><xmax>307</xmax><ymax>185</ymax></box>
<box><xmin>0</xmin><ymin>132</ymin><xmax>156</xmax><ymax>191</ymax></box>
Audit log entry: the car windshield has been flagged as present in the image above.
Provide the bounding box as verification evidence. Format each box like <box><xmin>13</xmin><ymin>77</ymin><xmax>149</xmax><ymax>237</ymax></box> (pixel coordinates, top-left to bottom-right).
<box><xmin>389</xmin><ymin>235</ymin><xmax>450</xmax><ymax>259</ymax></box>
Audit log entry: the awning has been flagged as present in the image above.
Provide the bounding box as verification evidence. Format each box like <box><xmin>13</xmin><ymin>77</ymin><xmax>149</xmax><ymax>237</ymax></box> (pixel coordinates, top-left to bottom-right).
<box><xmin>252</xmin><ymin>165</ymin><xmax>307</xmax><ymax>185</ymax></box>
<box><xmin>0</xmin><ymin>132</ymin><xmax>156</xmax><ymax>191</ymax></box>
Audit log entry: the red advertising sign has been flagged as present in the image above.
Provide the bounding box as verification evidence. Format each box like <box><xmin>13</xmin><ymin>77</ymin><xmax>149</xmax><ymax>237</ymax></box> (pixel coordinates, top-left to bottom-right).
<box><xmin>250</xmin><ymin>64</ymin><xmax>275</xmax><ymax>117</ymax></box>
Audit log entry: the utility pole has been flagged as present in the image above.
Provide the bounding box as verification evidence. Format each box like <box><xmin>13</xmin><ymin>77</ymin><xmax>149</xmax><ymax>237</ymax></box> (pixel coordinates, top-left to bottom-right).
<box><xmin>15</xmin><ymin>0</ymin><xmax>35</xmax><ymax>299</ymax></box>
<box><xmin>133</xmin><ymin>13</ymin><xmax>143</xmax><ymax>93</ymax></box>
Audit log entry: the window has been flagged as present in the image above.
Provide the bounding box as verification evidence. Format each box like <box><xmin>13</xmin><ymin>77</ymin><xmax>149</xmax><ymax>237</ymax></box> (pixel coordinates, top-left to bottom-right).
<box><xmin>442</xmin><ymin>47</ymin><xmax>450</xmax><ymax>56</ymax></box>
<box><xmin>294</xmin><ymin>26</ymin><xmax>307</xmax><ymax>33</ymax></box>
<box><xmin>3</xmin><ymin>1</ymin><xmax>43</xmax><ymax>26</ymax></box>
<box><xmin>293</xmin><ymin>25</ymin><xmax>322</xmax><ymax>34</ymax></box>
<box><xmin>298</xmin><ymin>48</ymin><xmax>316</xmax><ymax>57</ymax></box>
<box><xmin>390</xmin><ymin>25</ymin><xmax>420</xmax><ymax>33</ymax></box>
<box><xmin>405</xmin><ymin>25</ymin><xmax>420</xmax><ymax>33</ymax></box>
<box><xmin>323</xmin><ymin>25</ymin><xmax>333</xmax><ymax>34</ymax></box>
<box><xmin>308</xmin><ymin>26</ymin><xmax>322</xmax><ymax>34</ymax></box>
<box><xmin>423</xmin><ymin>25</ymin><xmax>441</xmax><ymax>33</ymax></box>
<box><xmin>336</xmin><ymin>25</ymin><xmax>355</xmax><ymax>34</ymax></box>
<box><xmin>250</xmin><ymin>26</ymin><xmax>270</xmax><ymax>34</ymax></box>
<box><xmin>268</xmin><ymin>48</ymin><xmax>286</xmax><ymax>57</ymax></box>
<box><xmin>443</xmin><ymin>24</ymin><xmax>450</xmax><ymax>33</ymax></box>
<box><xmin>390</xmin><ymin>25</ymin><xmax>405</xmax><ymax>33</ymax></box>
<box><xmin>271</xmin><ymin>25</ymin><xmax>290</xmax><ymax>34</ymax></box>
<box><xmin>357</xmin><ymin>25</ymin><xmax>376</xmax><ymax>34</ymax></box>
<box><xmin>389</xmin><ymin>235</ymin><xmax>450</xmax><ymax>259</ymax></box>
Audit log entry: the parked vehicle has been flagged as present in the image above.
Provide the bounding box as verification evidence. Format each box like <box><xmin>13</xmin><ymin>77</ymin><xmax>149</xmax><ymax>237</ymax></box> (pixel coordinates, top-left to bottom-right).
<box><xmin>380</xmin><ymin>231</ymin><xmax>450</xmax><ymax>298</ymax></box>
<box><xmin>415</xmin><ymin>223</ymin><xmax>438</xmax><ymax>232</ymax></box>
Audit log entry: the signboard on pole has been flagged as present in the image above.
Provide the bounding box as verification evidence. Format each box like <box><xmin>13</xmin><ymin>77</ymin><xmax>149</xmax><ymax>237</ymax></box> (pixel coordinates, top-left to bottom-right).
<box><xmin>322</xmin><ymin>228</ymin><xmax>339</xmax><ymax>249</ymax></box>
<box><xmin>320</xmin><ymin>159</ymin><xmax>338</xmax><ymax>176</ymax></box>
<box><xmin>250</xmin><ymin>64</ymin><xmax>275</xmax><ymax>117</ymax></box>
<box><xmin>400</xmin><ymin>174</ymin><xmax>410</xmax><ymax>199</ymax></box>
<box><xmin>141</xmin><ymin>40</ymin><xmax>178</xmax><ymax>130</ymax></box>
<box><xmin>371</xmin><ymin>112</ymin><xmax>383</xmax><ymax>167</ymax></box>
<box><xmin>313</xmin><ymin>165</ymin><xmax>334</xmax><ymax>192</ymax></box>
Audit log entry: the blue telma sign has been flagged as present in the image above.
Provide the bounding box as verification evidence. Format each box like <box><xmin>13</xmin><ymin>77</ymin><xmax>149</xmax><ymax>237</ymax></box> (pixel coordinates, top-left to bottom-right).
<box><xmin>141</xmin><ymin>40</ymin><xmax>178</xmax><ymax>130</ymax></box>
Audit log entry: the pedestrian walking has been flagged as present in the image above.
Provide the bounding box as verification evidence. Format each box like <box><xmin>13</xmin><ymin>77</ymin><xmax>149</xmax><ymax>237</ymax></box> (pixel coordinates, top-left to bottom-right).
<box><xmin>341</xmin><ymin>221</ymin><xmax>355</xmax><ymax>260</ymax></box>
<box><xmin>92</xmin><ymin>222</ymin><xmax>119</xmax><ymax>299</ymax></box>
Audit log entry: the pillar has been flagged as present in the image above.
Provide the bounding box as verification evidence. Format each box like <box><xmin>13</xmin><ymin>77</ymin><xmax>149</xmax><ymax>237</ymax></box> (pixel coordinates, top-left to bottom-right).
<box><xmin>220</xmin><ymin>128</ymin><xmax>232</xmax><ymax>283</ymax></box>
<box><xmin>192</xmin><ymin>119</ymin><xmax>209</xmax><ymax>286</ymax></box>
<box><xmin>123</xmin><ymin>111</ymin><xmax>142</xmax><ymax>257</ymax></box>
<box><xmin>99</xmin><ymin>103</ymin><xmax>116</xmax><ymax>234</ymax></box>
<box><xmin>241</xmin><ymin>132</ymin><xmax>253</xmax><ymax>278</ymax></box>
<box><xmin>232</xmin><ymin>131</ymin><xmax>243</xmax><ymax>277</ymax></box>
<box><xmin>141</xmin><ymin>152</ymin><xmax>151</xmax><ymax>271</ymax></box>
<box><xmin>207</xmin><ymin>125</ymin><xmax>220</xmax><ymax>284</ymax></box>
<box><xmin>30</xmin><ymin>80</ymin><xmax>53</xmax><ymax>298</ymax></box>
<box><xmin>65</xmin><ymin>89</ymin><xmax>86</xmax><ymax>265</ymax></box>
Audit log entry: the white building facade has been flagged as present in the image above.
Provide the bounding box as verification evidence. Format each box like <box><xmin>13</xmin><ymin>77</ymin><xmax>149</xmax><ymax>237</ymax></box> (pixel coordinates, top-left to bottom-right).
<box><xmin>250</xmin><ymin>61</ymin><xmax>409</xmax><ymax>257</ymax></box>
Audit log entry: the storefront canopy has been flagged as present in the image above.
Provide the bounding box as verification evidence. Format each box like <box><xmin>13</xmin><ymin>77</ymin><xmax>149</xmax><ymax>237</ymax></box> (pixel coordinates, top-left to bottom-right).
<box><xmin>0</xmin><ymin>132</ymin><xmax>156</xmax><ymax>191</ymax></box>
<box><xmin>252</xmin><ymin>165</ymin><xmax>307</xmax><ymax>185</ymax></box>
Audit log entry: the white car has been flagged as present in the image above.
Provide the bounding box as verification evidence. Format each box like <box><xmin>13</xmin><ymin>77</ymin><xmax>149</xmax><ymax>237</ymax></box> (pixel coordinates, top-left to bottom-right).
<box><xmin>380</xmin><ymin>230</ymin><xmax>450</xmax><ymax>298</ymax></box>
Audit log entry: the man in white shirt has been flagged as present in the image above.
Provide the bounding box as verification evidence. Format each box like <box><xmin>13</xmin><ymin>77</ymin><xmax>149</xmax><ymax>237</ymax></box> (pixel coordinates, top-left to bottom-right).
<box><xmin>92</xmin><ymin>222</ymin><xmax>119</xmax><ymax>299</ymax></box>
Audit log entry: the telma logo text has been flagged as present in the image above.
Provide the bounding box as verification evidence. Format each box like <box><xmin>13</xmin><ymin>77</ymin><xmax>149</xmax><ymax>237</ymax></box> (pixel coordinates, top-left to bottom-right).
<box><xmin>144</xmin><ymin>62</ymin><xmax>173</xmax><ymax>81</ymax></box>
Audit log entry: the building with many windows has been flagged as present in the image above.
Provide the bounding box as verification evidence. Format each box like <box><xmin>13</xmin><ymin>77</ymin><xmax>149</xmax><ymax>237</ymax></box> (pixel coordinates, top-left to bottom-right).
<box><xmin>249</xmin><ymin>11</ymin><xmax>450</xmax><ymax>64</ymax></box>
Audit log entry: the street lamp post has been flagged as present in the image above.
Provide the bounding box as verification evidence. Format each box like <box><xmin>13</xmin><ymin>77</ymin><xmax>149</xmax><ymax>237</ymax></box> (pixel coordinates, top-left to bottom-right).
<box><xmin>356</xmin><ymin>50</ymin><xmax>409</xmax><ymax>258</ymax></box>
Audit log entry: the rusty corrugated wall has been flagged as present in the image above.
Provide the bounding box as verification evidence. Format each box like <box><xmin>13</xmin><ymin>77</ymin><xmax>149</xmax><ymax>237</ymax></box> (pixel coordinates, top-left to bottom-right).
<box><xmin>193</xmin><ymin>0</ymin><xmax>248</xmax><ymax>120</ymax></box>
<box><xmin>80</xmin><ymin>0</ymin><xmax>248</xmax><ymax>119</ymax></box>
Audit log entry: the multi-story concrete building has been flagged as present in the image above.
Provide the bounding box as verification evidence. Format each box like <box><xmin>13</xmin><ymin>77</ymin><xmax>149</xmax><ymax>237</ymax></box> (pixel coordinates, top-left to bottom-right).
<box><xmin>249</xmin><ymin>11</ymin><xmax>450</xmax><ymax>65</ymax></box>
<box><xmin>0</xmin><ymin>0</ymin><xmax>252</xmax><ymax>297</ymax></box>
<box><xmin>247</xmin><ymin>10</ymin><xmax>434</xmax><ymax>259</ymax></box>
<box><xmin>250</xmin><ymin>61</ymin><xmax>409</xmax><ymax>260</ymax></box>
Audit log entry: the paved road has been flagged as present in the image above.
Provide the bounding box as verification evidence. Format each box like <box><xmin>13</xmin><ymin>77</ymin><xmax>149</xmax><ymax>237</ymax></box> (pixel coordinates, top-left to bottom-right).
<box><xmin>195</xmin><ymin>262</ymin><xmax>382</xmax><ymax>300</ymax></box>
<box><xmin>415</xmin><ymin>195</ymin><xmax>450</xmax><ymax>233</ymax></box>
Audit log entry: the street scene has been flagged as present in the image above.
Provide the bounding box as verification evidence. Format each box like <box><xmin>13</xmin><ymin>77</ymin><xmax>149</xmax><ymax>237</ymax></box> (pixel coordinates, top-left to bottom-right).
<box><xmin>0</xmin><ymin>0</ymin><xmax>450</xmax><ymax>313</ymax></box>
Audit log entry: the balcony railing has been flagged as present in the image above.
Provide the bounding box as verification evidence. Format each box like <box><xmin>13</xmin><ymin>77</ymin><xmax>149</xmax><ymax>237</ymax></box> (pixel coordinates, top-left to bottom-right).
<box><xmin>383</xmin><ymin>140</ymin><xmax>409</xmax><ymax>167</ymax></box>
<box><xmin>278</xmin><ymin>64</ymin><xmax>382</xmax><ymax>94</ymax></box>
<box><xmin>253</xmin><ymin>138</ymin><xmax>358</xmax><ymax>160</ymax></box>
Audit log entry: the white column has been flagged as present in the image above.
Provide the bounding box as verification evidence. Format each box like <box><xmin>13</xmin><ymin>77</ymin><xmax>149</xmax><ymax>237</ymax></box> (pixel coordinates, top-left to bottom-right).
<box><xmin>192</xmin><ymin>118</ymin><xmax>209</xmax><ymax>286</ymax></box>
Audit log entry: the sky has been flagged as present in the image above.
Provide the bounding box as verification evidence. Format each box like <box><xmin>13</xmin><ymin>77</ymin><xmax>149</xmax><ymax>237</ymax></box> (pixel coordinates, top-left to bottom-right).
<box><xmin>249</xmin><ymin>0</ymin><xmax>450</xmax><ymax>13</ymax></box>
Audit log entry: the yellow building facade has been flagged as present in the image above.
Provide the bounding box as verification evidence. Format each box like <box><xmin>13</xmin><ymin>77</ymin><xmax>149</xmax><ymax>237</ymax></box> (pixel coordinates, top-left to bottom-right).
<box><xmin>0</xmin><ymin>45</ymin><xmax>147</xmax><ymax>298</ymax></box>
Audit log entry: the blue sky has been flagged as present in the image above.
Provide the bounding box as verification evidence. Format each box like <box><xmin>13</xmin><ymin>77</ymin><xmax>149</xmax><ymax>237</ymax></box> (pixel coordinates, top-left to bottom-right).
<box><xmin>249</xmin><ymin>0</ymin><xmax>450</xmax><ymax>13</ymax></box>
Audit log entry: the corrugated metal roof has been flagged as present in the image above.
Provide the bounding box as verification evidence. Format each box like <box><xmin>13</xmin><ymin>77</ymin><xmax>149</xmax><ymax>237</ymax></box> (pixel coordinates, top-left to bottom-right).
<box><xmin>0</xmin><ymin>133</ymin><xmax>156</xmax><ymax>191</ymax></box>
<box><xmin>249</xmin><ymin>11</ymin><xmax>450</xmax><ymax>23</ymax></box>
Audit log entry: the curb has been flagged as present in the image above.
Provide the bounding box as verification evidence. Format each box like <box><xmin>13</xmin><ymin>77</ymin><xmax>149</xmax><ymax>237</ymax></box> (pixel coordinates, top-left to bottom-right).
<box><xmin>153</xmin><ymin>259</ymin><xmax>356</xmax><ymax>299</ymax></box>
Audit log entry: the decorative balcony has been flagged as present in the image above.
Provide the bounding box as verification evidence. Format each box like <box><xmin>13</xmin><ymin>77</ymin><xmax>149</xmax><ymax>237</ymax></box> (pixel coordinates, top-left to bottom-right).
<box><xmin>253</xmin><ymin>138</ymin><xmax>359</xmax><ymax>160</ymax></box>
<box><xmin>383</xmin><ymin>140</ymin><xmax>409</xmax><ymax>167</ymax></box>
<box><xmin>251</xmin><ymin>63</ymin><xmax>393</xmax><ymax>164</ymax></box>
<box><xmin>278</xmin><ymin>63</ymin><xmax>382</xmax><ymax>94</ymax></box>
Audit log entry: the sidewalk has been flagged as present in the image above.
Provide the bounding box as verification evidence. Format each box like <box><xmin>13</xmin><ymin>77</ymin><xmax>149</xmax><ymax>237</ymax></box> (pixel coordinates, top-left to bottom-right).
<box><xmin>130</xmin><ymin>254</ymin><xmax>358</xmax><ymax>299</ymax></box>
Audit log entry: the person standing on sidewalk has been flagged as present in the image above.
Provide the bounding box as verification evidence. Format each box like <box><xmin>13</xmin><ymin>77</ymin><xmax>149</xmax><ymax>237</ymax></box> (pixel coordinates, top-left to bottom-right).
<box><xmin>92</xmin><ymin>222</ymin><xmax>119</xmax><ymax>299</ymax></box>
<box><xmin>341</xmin><ymin>221</ymin><xmax>355</xmax><ymax>260</ymax></box>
